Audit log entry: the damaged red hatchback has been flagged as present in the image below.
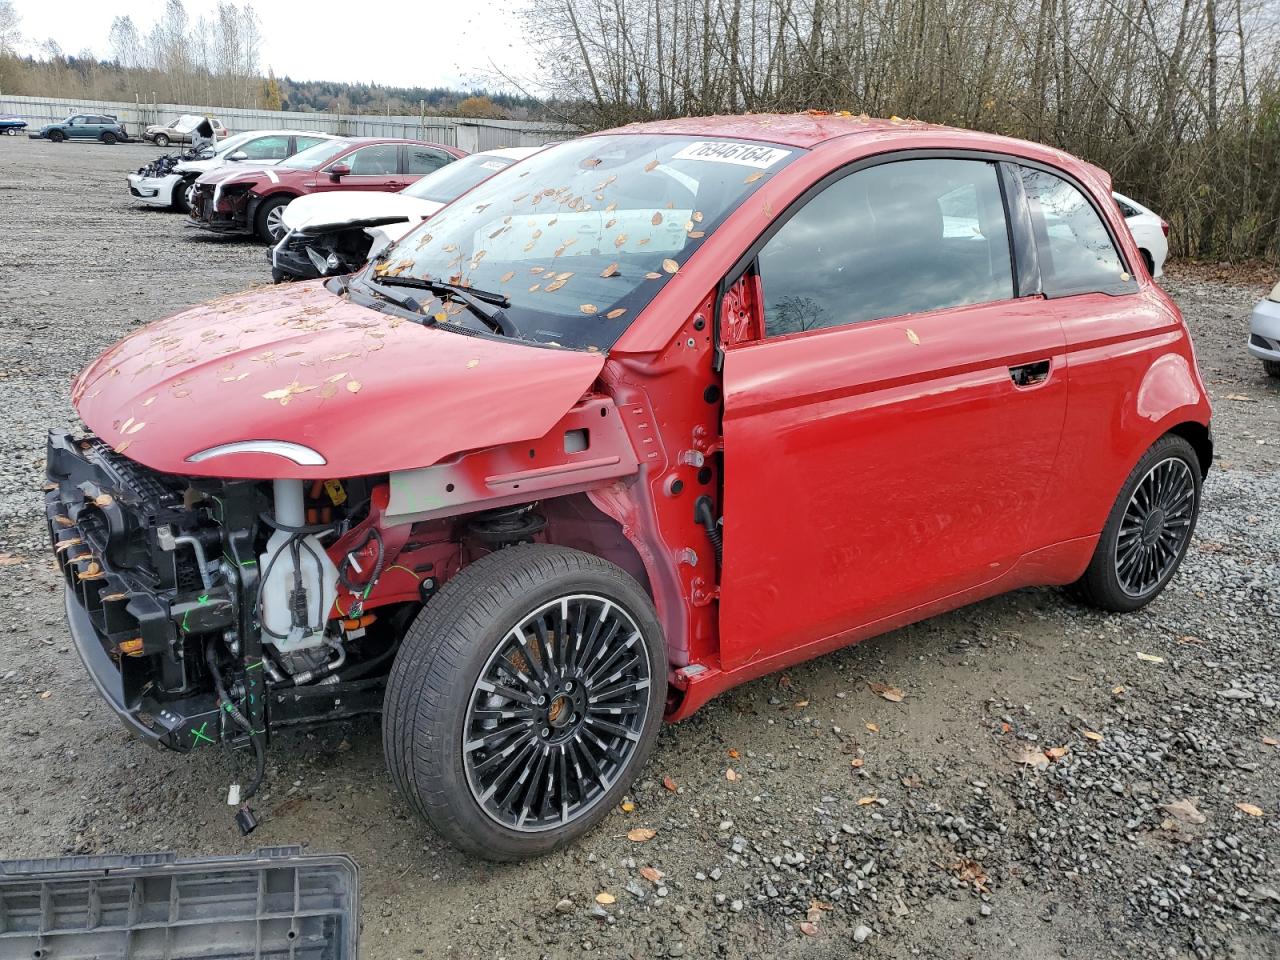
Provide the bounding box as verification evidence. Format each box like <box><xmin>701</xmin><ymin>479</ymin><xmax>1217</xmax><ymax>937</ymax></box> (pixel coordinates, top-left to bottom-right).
<box><xmin>48</xmin><ymin>114</ymin><xmax>1211</xmax><ymax>859</ymax></box>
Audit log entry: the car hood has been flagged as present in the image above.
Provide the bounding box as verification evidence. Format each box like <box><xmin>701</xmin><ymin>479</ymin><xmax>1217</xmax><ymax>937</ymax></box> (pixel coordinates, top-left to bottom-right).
<box><xmin>282</xmin><ymin>192</ymin><xmax>440</xmax><ymax>232</ymax></box>
<box><xmin>72</xmin><ymin>282</ymin><xmax>605</xmax><ymax>480</ymax></box>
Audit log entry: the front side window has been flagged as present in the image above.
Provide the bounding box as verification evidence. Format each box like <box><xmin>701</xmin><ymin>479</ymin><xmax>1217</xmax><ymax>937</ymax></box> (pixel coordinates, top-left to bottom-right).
<box><xmin>367</xmin><ymin>134</ymin><xmax>800</xmax><ymax>351</ymax></box>
<box><xmin>758</xmin><ymin>158</ymin><xmax>1014</xmax><ymax>337</ymax></box>
<box><xmin>406</xmin><ymin>147</ymin><xmax>454</xmax><ymax>175</ymax></box>
<box><xmin>241</xmin><ymin>135</ymin><xmax>291</xmax><ymax>161</ymax></box>
<box><xmin>278</xmin><ymin>139</ymin><xmax>349</xmax><ymax>170</ymax></box>
<box><xmin>342</xmin><ymin>144</ymin><xmax>400</xmax><ymax>176</ymax></box>
<box><xmin>1020</xmin><ymin>168</ymin><xmax>1128</xmax><ymax>296</ymax></box>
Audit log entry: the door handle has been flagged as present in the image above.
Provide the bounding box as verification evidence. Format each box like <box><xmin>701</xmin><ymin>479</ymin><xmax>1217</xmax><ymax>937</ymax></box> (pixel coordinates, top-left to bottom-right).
<box><xmin>1009</xmin><ymin>359</ymin><xmax>1051</xmax><ymax>387</ymax></box>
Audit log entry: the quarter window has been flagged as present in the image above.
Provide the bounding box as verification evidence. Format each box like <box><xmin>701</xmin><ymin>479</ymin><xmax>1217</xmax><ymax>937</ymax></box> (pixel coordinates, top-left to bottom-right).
<box><xmin>294</xmin><ymin>135</ymin><xmax>328</xmax><ymax>152</ymax></box>
<box><xmin>1019</xmin><ymin>168</ymin><xmax>1129</xmax><ymax>296</ymax></box>
<box><xmin>758</xmin><ymin>158</ymin><xmax>1014</xmax><ymax>337</ymax></box>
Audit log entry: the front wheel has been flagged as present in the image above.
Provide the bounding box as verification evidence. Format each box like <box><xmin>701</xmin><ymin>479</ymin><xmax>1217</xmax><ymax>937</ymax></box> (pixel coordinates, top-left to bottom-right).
<box><xmin>48</xmin><ymin>130</ymin><xmax>65</xmax><ymax>143</ymax></box>
<box><xmin>154</xmin><ymin>133</ymin><xmax>170</xmax><ymax>147</ymax></box>
<box><xmin>1071</xmin><ymin>434</ymin><xmax>1202</xmax><ymax>612</ymax></box>
<box><xmin>1264</xmin><ymin>359</ymin><xmax>1280</xmax><ymax>379</ymax></box>
<box><xmin>383</xmin><ymin>544</ymin><xmax>666</xmax><ymax>860</ymax></box>
<box><xmin>254</xmin><ymin>194</ymin><xmax>292</xmax><ymax>243</ymax></box>
<box><xmin>174</xmin><ymin>176</ymin><xmax>196</xmax><ymax>213</ymax></box>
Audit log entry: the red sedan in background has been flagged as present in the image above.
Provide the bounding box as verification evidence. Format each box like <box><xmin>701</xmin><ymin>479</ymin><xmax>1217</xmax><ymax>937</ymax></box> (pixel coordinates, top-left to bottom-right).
<box><xmin>188</xmin><ymin>137</ymin><xmax>467</xmax><ymax>242</ymax></box>
<box><xmin>50</xmin><ymin>114</ymin><xmax>1210</xmax><ymax>859</ymax></box>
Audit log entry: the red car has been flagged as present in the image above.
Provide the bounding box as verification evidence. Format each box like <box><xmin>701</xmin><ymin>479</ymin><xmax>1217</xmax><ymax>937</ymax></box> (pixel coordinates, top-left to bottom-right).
<box><xmin>47</xmin><ymin>114</ymin><xmax>1210</xmax><ymax>858</ymax></box>
<box><xmin>187</xmin><ymin>137</ymin><xmax>467</xmax><ymax>243</ymax></box>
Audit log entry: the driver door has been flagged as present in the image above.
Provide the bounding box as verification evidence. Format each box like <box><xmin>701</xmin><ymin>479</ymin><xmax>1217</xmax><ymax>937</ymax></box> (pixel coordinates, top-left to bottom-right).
<box><xmin>326</xmin><ymin>143</ymin><xmax>407</xmax><ymax>193</ymax></box>
<box><xmin>717</xmin><ymin>156</ymin><xmax>1067</xmax><ymax>670</ymax></box>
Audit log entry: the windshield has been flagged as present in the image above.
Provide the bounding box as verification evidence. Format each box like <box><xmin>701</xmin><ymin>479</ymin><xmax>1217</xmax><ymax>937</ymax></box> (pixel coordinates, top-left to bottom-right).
<box><xmin>279</xmin><ymin>139</ymin><xmax>348</xmax><ymax>170</ymax></box>
<box><xmin>368</xmin><ymin>134</ymin><xmax>800</xmax><ymax>350</ymax></box>
<box><xmin>402</xmin><ymin>153</ymin><xmax>523</xmax><ymax>204</ymax></box>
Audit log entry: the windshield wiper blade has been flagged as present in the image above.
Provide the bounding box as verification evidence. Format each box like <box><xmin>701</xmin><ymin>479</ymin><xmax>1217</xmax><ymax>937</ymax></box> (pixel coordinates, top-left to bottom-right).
<box><xmin>349</xmin><ymin>275</ymin><xmax>435</xmax><ymax>321</ymax></box>
<box><xmin>373</xmin><ymin>275</ymin><xmax>518</xmax><ymax>337</ymax></box>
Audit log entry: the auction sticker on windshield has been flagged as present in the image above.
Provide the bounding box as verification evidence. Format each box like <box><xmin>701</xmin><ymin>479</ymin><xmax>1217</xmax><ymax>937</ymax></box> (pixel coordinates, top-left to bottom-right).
<box><xmin>671</xmin><ymin>141</ymin><xmax>792</xmax><ymax>168</ymax></box>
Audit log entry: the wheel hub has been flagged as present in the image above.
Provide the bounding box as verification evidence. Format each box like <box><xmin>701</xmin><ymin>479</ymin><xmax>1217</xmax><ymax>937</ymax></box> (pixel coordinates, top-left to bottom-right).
<box><xmin>1114</xmin><ymin>457</ymin><xmax>1195</xmax><ymax>598</ymax></box>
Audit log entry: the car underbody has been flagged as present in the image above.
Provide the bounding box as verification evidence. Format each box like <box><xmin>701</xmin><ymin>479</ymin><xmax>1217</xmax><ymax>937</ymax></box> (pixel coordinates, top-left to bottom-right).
<box><xmin>188</xmin><ymin>180</ymin><xmax>257</xmax><ymax>234</ymax></box>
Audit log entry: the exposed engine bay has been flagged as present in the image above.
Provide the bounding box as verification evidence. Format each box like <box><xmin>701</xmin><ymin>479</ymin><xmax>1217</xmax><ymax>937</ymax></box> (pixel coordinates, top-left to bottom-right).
<box><xmin>135</xmin><ymin>146</ymin><xmax>208</xmax><ymax>181</ymax></box>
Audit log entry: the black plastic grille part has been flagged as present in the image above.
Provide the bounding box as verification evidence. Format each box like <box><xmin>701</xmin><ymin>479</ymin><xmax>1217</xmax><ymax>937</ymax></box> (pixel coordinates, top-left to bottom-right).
<box><xmin>0</xmin><ymin>847</ymin><xmax>359</xmax><ymax>960</ymax></box>
<box><xmin>1250</xmin><ymin>332</ymin><xmax>1277</xmax><ymax>351</ymax></box>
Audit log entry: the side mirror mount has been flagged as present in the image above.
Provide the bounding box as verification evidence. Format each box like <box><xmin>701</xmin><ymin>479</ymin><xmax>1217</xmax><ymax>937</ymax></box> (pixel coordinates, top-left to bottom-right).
<box><xmin>228</xmin><ymin>150</ymin><xmax>248</xmax><ymax>161</ymax></box>
<box><xmin>328</xmin><ymin>162</ymin><xmax>351</xmax><ymax>182</ymax></box>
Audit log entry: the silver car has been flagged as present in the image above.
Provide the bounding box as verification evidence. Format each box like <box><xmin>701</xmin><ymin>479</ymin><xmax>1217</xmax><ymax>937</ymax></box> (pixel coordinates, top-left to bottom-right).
<box><xmin>1249</xmin><ymin>281</ymin><xmax>1280</xmax><ymax>378</ymax></box>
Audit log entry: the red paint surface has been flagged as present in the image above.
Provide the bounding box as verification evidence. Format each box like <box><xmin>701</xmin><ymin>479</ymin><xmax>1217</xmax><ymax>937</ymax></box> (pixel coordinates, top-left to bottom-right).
<box><xmin>73</xmin><ymin>115</ymin><xmax>1212</xmax><ymax>718</ymax></box>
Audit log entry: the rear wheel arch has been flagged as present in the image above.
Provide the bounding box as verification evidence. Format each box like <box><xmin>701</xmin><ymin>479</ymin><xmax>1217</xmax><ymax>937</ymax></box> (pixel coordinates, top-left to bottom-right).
<box><xmin>1167</xmin><ymin>420</ymin><xmax>1213</xmax><ymax>476</ymax></box>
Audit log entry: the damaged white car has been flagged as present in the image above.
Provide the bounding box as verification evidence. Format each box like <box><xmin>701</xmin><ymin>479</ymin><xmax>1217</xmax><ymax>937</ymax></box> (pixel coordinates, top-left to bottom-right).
<box><xmin>127</xmin><ymin>130</ymin><xmax>341</xmax><ymax>212</ymax></box>
<box><xmin>269</xmin><ymin>147</ymin><xmax>541</xmax><ymax>281</ymax></box>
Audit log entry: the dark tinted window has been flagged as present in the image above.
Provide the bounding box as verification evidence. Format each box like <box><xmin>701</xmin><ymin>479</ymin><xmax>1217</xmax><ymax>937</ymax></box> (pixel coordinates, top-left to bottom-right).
<box><xmin>758</xmin><ymin>158</ymin><xmax>1013</xmax><ymax>337</ymax></box>
<box><xmin>406</xmin><ymin>147</ymin><xmax>453</xmax><ymax>175</ymax></box>
<box><xmin>1115</xmin><ymin>196</ymin><xmax>1139</xmax><ymax>218</ymax></box>
<box><xmin>1020</xmin><ymin>168</ymin><xmax>1129</xmax><ymax>296</ymax></box>
<box><xmin>344</xmin><ymin>143</ymin><xmax>400</xmax><ymax>175</ymax></box>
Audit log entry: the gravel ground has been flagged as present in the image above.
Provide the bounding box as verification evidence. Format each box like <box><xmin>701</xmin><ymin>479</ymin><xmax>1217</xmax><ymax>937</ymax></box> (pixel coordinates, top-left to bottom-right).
<box><xmin>0</xmin><ymin>137</ymin><xmax>1277</xmax><ymax>960</ymax></box>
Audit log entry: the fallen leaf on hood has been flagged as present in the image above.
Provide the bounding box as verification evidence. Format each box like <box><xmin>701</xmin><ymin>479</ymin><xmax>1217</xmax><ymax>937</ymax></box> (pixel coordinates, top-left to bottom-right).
<box><xmin>869</xmin><ymin>681</ymin><xmax>904</xmax><ymax>702</ymax></box>
<box><xmin>687</xmin><ymin>230</ymin><xmax>705</xmax><ymax>239</ymax></box>
<box><xmin>857</xmin><ymin>796</ymin><xmax>877</xmax><ymax>805</ymax></box>
<box><xmin>1236</xmin><ymin>802</ymin><xmax>1264</xmax><ymax>817</ymax></box>
<box><xmin>1136</xmin><ymin>652</ymin><xmax>1165</xmax><ymax>663</ymax></box>
<box><xmin>651</xmin><ymin>212</ymin><xmax>663</xmax><ymax>225</ymax></box>
<box><xmin>865</xmin><ymin>723</ymin><xmax>880</xmax><ymax>733</ymax></box>
<box><xmin>595</xmin><ymin>891</ymin><xmax>616</xmax><ymax>905</ymax></box>
<box><xmin>141</xmin><ymin>394</ymin><xmax>158</xmax><ymax>406</ymax></box>
<box><xmin>600</xmin><ymin>262</ymin><xmax>619</xmax><ymax>278</ymax></box>
<box><xmin>662</xmin><ymin>259</ymin><xmax>679</xmax><ymax>274</ymax></box>
<box><xmin>614</xmin><ymin>234</ymin><xmax>628</xmax><ymax>248</ymax></box>
<box><xmin>580</xmin><ymin>304</ymin><xmax>598</xmax><ymax>315</ymax></box>
<box><xmin>1161</xmin><ymin>797</ymin><xmax>1206</xmax><ymax>824</ymax></box>
<box><xmin>799</xmin><ymin>921</ymin><xmax>819</xmax><ymax>937</ymax></box>
<box><xmin>644</xmin><ymin>271</ymin><xmax>662</xmax><ymax>279</ymax></box>
<box><xmin>263</xmin><ymin>382</ymin><xmax>315</xmax><ymax>406</ymax></box>
<box><xmin>726</xmin><ymin>768</ymin><xmax>741</xmax><ymax>782</ymax></box>
<box><xmin>662</xmin><ymin>776</ymin><xmax>677</xmax><ymax>792</ymax></box>
<box><xmin>499</xmin><ymin>271</ymin><xmax>515</xmax><ymax>283</ymax></box>
<box><xmin>627</xmin><ymin>827</ymin><xmax>656</xmax><ymax>842</ymax></box>
<box><xmin>222</xmin><ymin>373</ymin><xmax>249</xmax><ymax>383</ymax></box>
<box><xmin>905</xmin><ymin>328</ymin><xmax>920</xmax><ymax>345</ymax></box>
<box><xmin>1014</xmin><ymin>746</ymin><xmax>1050</xmax><ymax>770</ymax></box>
<box><xmin>639</xmin><ymin>866</ymin><xmax>664</xmax><ymax>882</ymax></box>
<box><xmin>606</xmin><ymin>308</ymin><xmax>627</xmax><ymax>319</ymax></box>
<box><xmin>347</xmin><ymin>380</ymin><xmax>362</xmax><ymax>393</ymax></box>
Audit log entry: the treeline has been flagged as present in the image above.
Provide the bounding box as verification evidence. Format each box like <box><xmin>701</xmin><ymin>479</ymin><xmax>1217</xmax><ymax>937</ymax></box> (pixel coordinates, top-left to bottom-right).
<box><xmin>526</xmin><ymin>0</ymin><xmax>1280</xmax><ymax>262</ymax></box>
<box><xmin>0</xmin><ymin>0</ymin><xmax>545</xmax><ymax>120</ymax></box>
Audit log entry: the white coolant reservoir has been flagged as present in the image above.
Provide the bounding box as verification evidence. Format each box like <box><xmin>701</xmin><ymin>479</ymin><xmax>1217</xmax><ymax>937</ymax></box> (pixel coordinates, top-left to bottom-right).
<box><xmin>259</xmin><ymin>479</ymin><xmax>339</xmax><ymax>653</ymax></box>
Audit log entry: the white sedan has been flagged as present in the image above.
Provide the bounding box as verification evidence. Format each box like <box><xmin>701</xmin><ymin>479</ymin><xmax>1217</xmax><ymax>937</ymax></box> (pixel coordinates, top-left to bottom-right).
<box><xmin>1113</xmin><ymin>191</ymin><xmax>1169</xmax><ymax>278</ymax></box>
<box><xmin>270</xmin><ymin>147</ymin><xmax>542</xmax><ymax>281</ymax></box>
<box><xmin>127</xmin><ymin>130</ymin><xmax>341</xmax><ymax>211</ymax></box>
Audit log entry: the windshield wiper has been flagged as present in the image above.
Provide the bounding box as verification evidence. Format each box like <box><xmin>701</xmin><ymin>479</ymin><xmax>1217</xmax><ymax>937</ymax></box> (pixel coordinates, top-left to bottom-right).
<box><xmin>348</xmin><ymin>275</ymin><xmax>436</xmax><ymax>321</ymax></box>
<box><xmin>373</xmin><ymin>275</ymin><xmax>519</xmax><ymax>338</ymax></box>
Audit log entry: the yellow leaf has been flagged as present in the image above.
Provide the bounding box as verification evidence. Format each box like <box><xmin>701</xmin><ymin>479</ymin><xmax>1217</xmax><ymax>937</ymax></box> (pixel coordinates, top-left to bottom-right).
<box><xmin>606</xmin><ymin>308</ymin><xmax>627</xmax><ymax>319</ymax></box>
<box><xmin>113</xmin><ymin>440</ymin><xmax>132</xmax><ymax>454</ymax></box>
<box><xmin>857</xmin><ymin>796</ymin><xmax>877</xmax><ymax>806</ymax></box>
<box><xmin>1262</xmin><ymin>737</ymin><xmax>1279</xmax><ymax>747</ymax></box>
<box><xmin>627</xmin><ymin>827</ymin><xmax>656</xmax><ymax>842</ymax></box>
<box><xmin>620</xmin><ymin>800</ymin><xmax>635</xmax><ymax>813</ymax></box>
<box><xmin>500</xmin><ymin>271</ymin><xmax>515</xmax><ymax>283</ymax></box>
<box><xmin>1137</xmin><ymin>652</ymin><xmax>1165</xmax><ymax>663</ymax></box>
<box><xmin>794</xmin><ymin>699</ymin><xmax>810</xmax><ymax>708</ymax></box>
<box><xmin>869</xmin><ymin>681</ymin><xmax>904</xmax><ymax>702</ymax></box>
<box><xmin>595</xmin><ymin>892</ymin><xmax>616</xmax><ymax>905</ymax></box>
<box><xmin>600</xmin><ymin>263</ymin><xmax>619</xmax><ymax>278</ymax></box>
<box><xmin>580</xmin><ymin>304</ymin><xmax>598</xmax><ymax>315</ymax></box>
<box><xmin>639</xmin><ymin>866</ymin><xmax>663</xmax><ymax>882</ymax></box>
<box><xmin>905</xmin><ymin>328</ymin><xmax>920</xmax><ymax>345</ymax></box>
<box><xmin>93</xmin><ymin>494</ymin><xmax>114</xmax><ymax>507</ymax></box>
<box><xmin>662</xmin><ymin>258</ymin><xmax>679</xmax><ymax>274</ymax></box>
<box><xmin>850</xmin><ymin>758</ymin><xmax>865</xmax><ymax>768</ymax></box>
<box><xmin>644</xmin><ymin>272</ymin><xmax>662</xmax><ymax>280</ymax></box>
<box><xmin>865</xmin><ymin>723</ymin><xmax>879</xmax><ymax>733</ymax></box>
<box><xmin>744</xmin><ymin>171</ymin><xmax>764</xmax><ymax>184</ymax></box>
<box><xmin>1083</xmin><ymin>731</ymin><xmax>1104</xmax><ymax>742</ymax></box>
<box><xmin>347</xmin><ymin>380</ymin><xmax>362</xmax><ymax>393</ymax></box>
<box><xmin>644</xmin><ymin>159</ymin><xmax>659</xmax><ymax>172</ymax></box>
<box><xmin>1236</xmin><ymin>802</ymin><xmax>1264</xmax><ymax>817</ymax></box>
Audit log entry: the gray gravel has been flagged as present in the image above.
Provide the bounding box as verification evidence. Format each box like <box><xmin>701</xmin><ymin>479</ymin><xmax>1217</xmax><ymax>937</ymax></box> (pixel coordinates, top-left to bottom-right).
<box><xmin>0</xmin><ymin>136</ymin><xmax>1277</xmax><ymax>960</ymax></box>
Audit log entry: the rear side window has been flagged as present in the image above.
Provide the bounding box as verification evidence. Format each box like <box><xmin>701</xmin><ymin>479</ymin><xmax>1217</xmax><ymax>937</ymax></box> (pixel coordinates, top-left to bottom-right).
<box><xmin>241</xmin><ymin>135</ymin><xmax>291</xmax><ymax>161</ymax></box>
<box><xmin>406</xmin><ymin>147</ymin><xmax>453</xmax><ymax>175</ymax></box>
<box><xmin>343</xmin><ymin>144</ymin><xmax>399</xmax><ymax>175</ymax></box>
<box><xmin>294</xmin><ymin>135</ymin><xmax>328</xmax><ymax>151</ymax></box>
<box><xmin>757</xmin><ymin>157</ymin><xmax>1014</xmax><ymax>337</ymax></box>
<box><xmin>1019</xmin><ymin>168</ymin><xmax>1131</xmax><ymax>296</ymax></box>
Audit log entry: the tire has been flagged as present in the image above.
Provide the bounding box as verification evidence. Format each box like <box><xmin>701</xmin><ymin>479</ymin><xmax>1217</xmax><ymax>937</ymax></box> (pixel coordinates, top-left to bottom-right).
<box><xmin>1140</xmin><ymin>249</ymin><xmax>1155</xmax><ymax>276</ymax></box>
<box><xmin>173</xmin><ymin>176</ymin><xmax>196</xmax><ymax>213</ymax></box>
<box><xmin>1264</xmin><ymin>359</ymin><xmax>1280</xmax><ymax>379</ymax></box>
<box><xmin>383</xmin><ymin>544</ymin><xmax>666</xmax><ymax>861</ymax></box>
<box><xmin>100</xmin><ymin>131</ymin><xmax>118</xmax><ymax>145</ymax></box>
<box><xmin>254</xmin><ymin>194</ymin><xmax>292</xmax><ymax>243</ymax></box>
<box><xmin>48</xmin><ymin>130</ymin><xmax>65</xmax><ymax>143</ymax></box>
<box><xmin>154</xmin><ymin>133</ymin><xmax>170</xmax><ymax>147</ymax></box>
<box><xmin>1070</xmin><ymin>433</ymin><xmax>1202</xmax><ymax>612</ymax></box>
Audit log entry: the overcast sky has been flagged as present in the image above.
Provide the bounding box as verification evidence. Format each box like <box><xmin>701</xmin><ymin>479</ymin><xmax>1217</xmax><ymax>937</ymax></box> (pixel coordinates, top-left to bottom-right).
<box><xmin>9</xmin><ymin>0</ymin><xmax>541</xmax><ymax>91</ymax></box>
